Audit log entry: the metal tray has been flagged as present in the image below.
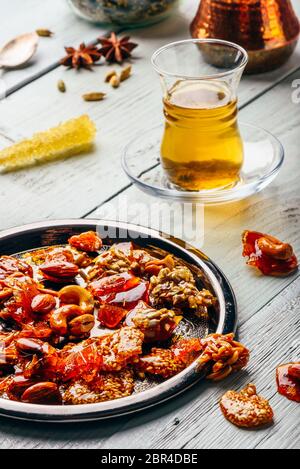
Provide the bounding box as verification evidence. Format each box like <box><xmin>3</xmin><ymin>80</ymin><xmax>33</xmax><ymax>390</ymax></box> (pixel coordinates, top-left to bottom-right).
<box><xmin>0</xmin><ymin>219</ymin><xmax>237</xmax><ymax>422</ymax></box>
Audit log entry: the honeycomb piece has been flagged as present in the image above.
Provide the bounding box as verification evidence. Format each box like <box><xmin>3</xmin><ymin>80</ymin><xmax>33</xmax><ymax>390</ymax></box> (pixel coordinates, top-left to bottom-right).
<box><xmin>220</xmin><ymin>384</ymin><xmax>274</xmax><ymax>428</ymax></box>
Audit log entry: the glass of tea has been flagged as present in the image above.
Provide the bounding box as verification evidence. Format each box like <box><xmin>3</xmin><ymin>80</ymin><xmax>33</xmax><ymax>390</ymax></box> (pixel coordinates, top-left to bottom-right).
<box><xmin>152</xmin><ymin>39</ymin><xmax>248</xmax><ymax>191</ymax></box>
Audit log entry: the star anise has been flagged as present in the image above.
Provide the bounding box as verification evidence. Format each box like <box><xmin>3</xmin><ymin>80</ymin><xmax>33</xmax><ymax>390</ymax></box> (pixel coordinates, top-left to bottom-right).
<box><xmin>98</xmin><ymin>32</ymin><xmax>138</xmax><ymax>64</ymax></box>
<box><xmin>60</xmin><ymin>43</ymin><xmax>102</xmax><ymax>70</ymax></box>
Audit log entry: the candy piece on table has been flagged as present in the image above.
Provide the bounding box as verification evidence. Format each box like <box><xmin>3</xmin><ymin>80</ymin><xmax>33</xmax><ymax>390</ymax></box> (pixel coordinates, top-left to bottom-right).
<box><xmin>125</xmin><ymin>300</ymin><xmax>181</xmax><ymax>342</ymax></box>
<box><xmin>0</xmin><ymin>276</ymin><xmax>40</xmax><ymax>325</ymax></box>
<box><xmin>89</xmin><ymin>272</ymin><xmax>148</xmax><ymax>309</ymax></box>
<box><xmin>60</xmin><ymin>340</ymin><xmax>102</xmax><ymax>383</ymax></box>
<box><xmin>98</xmin><ymin>326</ymin><xmax>144</xmax><ymax>372</ymax></box>
<box><xmin>68</xmin><ymin>231</ymin><xmax>102</xmax><ymax>252</ymax></box>
<box><xmin>63</xmin><ymin>369</ymin><xmax>134</xmax><ymax>405</ymax></box>
<box><xmin>98</xmin><ymin>304</ymin><xmax>127</xmax><ymax>329</ymax></box>
<box><xmin>137</xmin><ymin>338</ymin><xmax>202</xmax><ymax>379</ymax></box>
<box><xmin>242</xmin><ymin>230</ymin><xmax>298</xmax><ymax>276</ymax></box>
<box><xmin>220</xmin><ymin>384</ymin><xmax>274</xmax><ymax>428</ymax></box>
<box><xmin>0</xmin><ymin>115</ymin><xmax>96</xmax><ymax>173</ymax></box>
<box><xmin>198</xmin><ymin>333</ymin><xmax>250</xmax><ymax>381</ymax></box>
<box><xmin>276</xmin><ymin>363</ymin><xmax>300</xmax><ymax>403</ymax></box>
<box><xmin>288</xmin><ymin>363</ymin><xmax>300</xmax><ymax>380</ymax></box>
<box><xmin>149</xmin><ymin>265</ymin><xmax>216</xmax><ymax>316</ymax></box>
<box><xmin>144</xmin><ymin>254</ymin><xmax>175</xmax><ymax>276</ymax></box>
<box><xmin>0</xmin><ymin>256</ymin><xmax>33</xmax><ymax>281</ymax></box>
<box><xmin>39</xmin><ymin>260</ymin><xmax>79</xmax><ymax>283</ymax></box>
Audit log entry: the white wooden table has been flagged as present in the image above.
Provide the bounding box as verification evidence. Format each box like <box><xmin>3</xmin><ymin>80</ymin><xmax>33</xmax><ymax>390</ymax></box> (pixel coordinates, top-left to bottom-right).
<box><xmin>0</xmin><ymin>0</ymin><xmax>299</xmax><ymax>450</ymax></box>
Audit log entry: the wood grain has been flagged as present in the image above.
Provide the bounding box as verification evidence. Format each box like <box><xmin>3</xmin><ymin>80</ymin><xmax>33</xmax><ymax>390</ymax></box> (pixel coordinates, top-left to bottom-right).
<box><xmin>0</xmin><ymin>2</ymin><xmax>299</xmax><ymax>230</ymax></box>
<box><xmin>0</xmin><ymin>0</ymin><xmax>109</xmax><ymax>93</ymax></box>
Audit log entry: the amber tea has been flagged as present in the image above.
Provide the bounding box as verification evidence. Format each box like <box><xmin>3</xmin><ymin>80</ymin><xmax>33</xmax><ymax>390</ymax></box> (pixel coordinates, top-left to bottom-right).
<box><xmin>161</xmin><ymin>80</ymin><xmax>244</xmax><ymax>191</ymax></box>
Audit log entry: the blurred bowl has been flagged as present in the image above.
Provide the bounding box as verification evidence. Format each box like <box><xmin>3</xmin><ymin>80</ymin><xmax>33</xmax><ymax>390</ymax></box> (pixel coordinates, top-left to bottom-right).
<box><xmin>67</xmin><ymin>0</ymin><xmax>179</xmax><ymax>27</ymax></box>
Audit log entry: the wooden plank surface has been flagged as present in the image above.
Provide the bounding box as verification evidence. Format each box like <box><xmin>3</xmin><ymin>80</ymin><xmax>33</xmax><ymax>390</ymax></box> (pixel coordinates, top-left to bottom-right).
<box><xmin>0</xmin><ymin>0</ymin><xmax>110</xmax><ymax>94</ymax></box>
<box><xmin>0</xmin><ymin>1</ymin><xmax>299</xmax><ymax>230</ymax></box>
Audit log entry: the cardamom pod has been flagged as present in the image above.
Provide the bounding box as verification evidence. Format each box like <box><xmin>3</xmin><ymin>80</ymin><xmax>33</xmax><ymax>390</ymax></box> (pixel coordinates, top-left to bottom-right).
<box><xmin>36</xmin><ymin>29</ymin><xmax>54</xmax><ymax>37</ymax></box>
<box><xmin>105</xmin><ymin>70</ymin><xmax>117</xmax><ymax>83</ymax></box>
<box><xmin>109</xmin><ymin>75</ymin><xmax>120</xmax><ymax>88</ymax></box>
<box><xmin>82</xmin><ymin>92</ymin><xmax>106</xmax><ymax>102</ymax></box>
<box><xmin>120</xmin><ymin>65</ymin><xmax>132</xmax><ymax>82</ymax></box>
<box><xmin>57</xmin><ymin>80</ymin><xmax>66</xmax><ymax>93</ymax></box>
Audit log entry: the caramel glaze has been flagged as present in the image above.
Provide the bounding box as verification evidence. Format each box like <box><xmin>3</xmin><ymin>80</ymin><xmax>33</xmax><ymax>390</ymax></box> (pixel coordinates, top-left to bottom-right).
<box><xmin>276</xmin><ymin>363</ymin><xmax>300</xmax><ymax>403</ymax></box>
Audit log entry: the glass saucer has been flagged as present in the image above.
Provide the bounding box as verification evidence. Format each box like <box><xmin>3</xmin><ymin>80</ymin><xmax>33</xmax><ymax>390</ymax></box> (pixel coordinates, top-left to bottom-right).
<box><xmin>122</xmin><ymin>123</ymin><xmax>284</xmax><ymax>205</ymax></box>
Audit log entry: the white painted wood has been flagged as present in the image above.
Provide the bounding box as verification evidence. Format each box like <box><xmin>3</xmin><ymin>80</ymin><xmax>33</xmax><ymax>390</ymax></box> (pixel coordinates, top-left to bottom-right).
<box><xmin>0</xmin><ymin>9</ymin><xmax>300</xmax><ymax>229</ymax></box>
<box><xmin>0</xmin><ymin>0</ymin><xmax>113</xmax><ymax>93</ymax></box>
<box><xmin>0</xmin><ymin>0</ymin><xmax>199</xmax><ymax>93</ymax></box>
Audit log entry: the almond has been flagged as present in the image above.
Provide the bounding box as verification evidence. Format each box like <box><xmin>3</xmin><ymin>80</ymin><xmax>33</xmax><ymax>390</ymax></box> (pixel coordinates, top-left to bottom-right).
<box><xmin>31</xmin><ymin>293</ymin><xmax>56</xmax><ymax>314</ymax></box>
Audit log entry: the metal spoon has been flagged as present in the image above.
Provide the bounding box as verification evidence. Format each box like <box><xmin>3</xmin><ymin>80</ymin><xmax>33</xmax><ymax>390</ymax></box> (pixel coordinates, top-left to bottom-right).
<box><xmin>0</xmin><ymin>32</ymin><xmax>38</xmax><ymax>70</ymax></box>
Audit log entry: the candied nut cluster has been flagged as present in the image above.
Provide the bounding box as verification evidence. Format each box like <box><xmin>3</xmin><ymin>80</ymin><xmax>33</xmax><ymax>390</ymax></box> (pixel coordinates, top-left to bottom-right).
<box><xmin>0</xmin><ymin>256</ymin><xmax>33</xmax><ymax>280</ymax></box>
<box><xmin>149</xmin><ymin>266</ymin><xmax>216</xmax><ymax>316</ymax></box>
<box><xmin>197</xmin><ymin>333</ymin><xmax>250</xmax><ymax>381</ymax></box>
<box><xmin>144</xmin><ymin>254</ymin><xmax>175</xmax><ymax>276</ymax></box>
<box><xmin>88</xmin><ymin>243</ymin><xmax>134</xmax><ymax>279</ymax></box>
<box><xmin>220</xmin><ymin>384</ymin><xmax>274</xmax><ymax>428</ymax></box>
<box><xmin>87</xmin><ymin>242</ymin><xmax>163</xmax><ymax>280</ymax></box>
<box><xmin>137</xmin><ymin>338</ymin><xmax>202</xmax><ymax>379</ymax></box>
<box><xmin>137</xmin><ymin>333</ymin><xmax>250</xmax><ymax>381</ymax></box>
<box><xmin>242</xmin><ymin>230</ymin><xmax>298</xmax><ymax>276</ymax></box>
<box><xmin>125</xmin><ymin>300</ymin><xmax>180</xmax><ymax>342</ymax></box>
<box><xmin>98</xmin><ymin>326</ymin><xmax>144</xmax><ymax>372</ymax></box>
<box><xmin>63</xmin><ymin>369</ymin><xmax>134</xmax><ymax>405</ymax></box>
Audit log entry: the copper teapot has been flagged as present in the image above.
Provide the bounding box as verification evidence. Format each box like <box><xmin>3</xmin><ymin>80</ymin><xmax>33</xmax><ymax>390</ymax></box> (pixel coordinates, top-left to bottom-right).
<box><xmin>190</xmin><ymin>0</ymin><xmax>300</xmax><ymax>73</ymax></box>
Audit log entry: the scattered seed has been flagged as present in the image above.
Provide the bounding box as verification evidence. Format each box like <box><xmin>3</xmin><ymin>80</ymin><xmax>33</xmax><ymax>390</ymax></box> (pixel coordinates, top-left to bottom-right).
<box><xmin>82</xmin><ymin>92</ymin><xmax>106</xmax><ymax>102</ymax></box>
<box><xmin>57</xmin><ymin>80</ymin><xmax>66</xmax><ymax>93</ymax></box>
<box><xmin>109</xmin><ymin>75</ymin><xmax>120</xmax><ymax>88</ymax></box>
<box><xmin>36</xmin><ymin>29</ymin><xmax>54</xmax><ymax>37</ymax></box>
<box><xmin>217</xmin><ymin>91</ymin><xmax>226</xmax><ymax>101</ymax></box>
<box><xmin>105</xmin><ymin>70</ymin><xmax>117</xmax><ymax>83</ymax></box>
<box><xmin>120</xmin><ymin>65</ymin><xmax>132</xmax><ymax>82</ymax></box>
